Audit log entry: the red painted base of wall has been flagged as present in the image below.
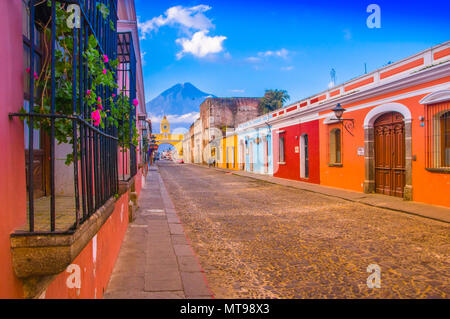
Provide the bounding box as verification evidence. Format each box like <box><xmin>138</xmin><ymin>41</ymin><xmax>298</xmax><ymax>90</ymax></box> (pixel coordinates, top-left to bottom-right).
<box><xmin>41</xmin><ymin>193</ymin><xmax>129</xmax><ymax>299</ymax></box>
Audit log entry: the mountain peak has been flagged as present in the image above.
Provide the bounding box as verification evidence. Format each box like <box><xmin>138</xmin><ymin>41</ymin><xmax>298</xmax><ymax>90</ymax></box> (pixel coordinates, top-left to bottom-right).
<box><xmin>146</xmin><ymin>83</ymin><xmax>215</xmax><ymax>116</ymax></box>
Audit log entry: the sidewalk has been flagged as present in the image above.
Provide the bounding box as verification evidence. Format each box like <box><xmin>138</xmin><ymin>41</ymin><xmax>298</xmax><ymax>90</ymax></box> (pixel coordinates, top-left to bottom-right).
<box><xmin>104</xmin><ymin>167</ymin><xmax>213</xmax><ymax>299</ymax></box>
<box><xmin>191</xmin><ymin>163</ymin><xmax>450</xmax><ymax>224</ymax></box>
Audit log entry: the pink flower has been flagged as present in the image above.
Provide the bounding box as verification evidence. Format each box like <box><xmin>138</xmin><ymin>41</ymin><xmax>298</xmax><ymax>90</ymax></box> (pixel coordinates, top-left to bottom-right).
<box><xmin>97</xmin><ymin>97</ymin><xmax>102</xmax><ymax>103</ymax></box>
<box><xmin>98</xmin><ymin>104</ymin><xmax>103</xmax><ymax>110</ymax></box>
<box><xmin>26</xmin><ymin>67</ymin><xmax>30</xmax><ymax>73</ymax></box>
<box><xmin>112</xmin><ymin>93</ymin><xmax>116</xmax><ymax>98</ymax></box>
<box><xmin>91</xmin><ymin>109</ymin><xmax>101</xmax><ymax>126</ymax></box>
<box><xmin>133</xmin><ymin>99</ymin><xmax>139</xmax><ymax>107</ymax></box>
<box><xmin>103</xmin><ymin>55</ymin><xmax>109</xmax><ymax>63</ymax></box>
<box><xmin>103</xmin><ymin>69</ymin><xmax>107</xmax><ymax>75</ymax></box>
<box><xmin>87</xmin><ymin>90</ymin><xmax>91</xmax><ymax>95</ymax></box>
<box><xmin>33</xmin><ymin>72</ymin><xmax>38</xmax><ymax>80</ymax></box>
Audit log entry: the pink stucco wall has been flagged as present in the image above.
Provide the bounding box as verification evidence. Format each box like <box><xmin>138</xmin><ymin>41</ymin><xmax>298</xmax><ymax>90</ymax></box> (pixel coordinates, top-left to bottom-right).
<box><xmin>0</xmin><ymin>0</ymin><xmax>145</xmax><ymax>299</ymax></box>
<box><xmin>0</xmin><ymin>0</ymin><xmax>27</xmax><ymax>299</ymax></box>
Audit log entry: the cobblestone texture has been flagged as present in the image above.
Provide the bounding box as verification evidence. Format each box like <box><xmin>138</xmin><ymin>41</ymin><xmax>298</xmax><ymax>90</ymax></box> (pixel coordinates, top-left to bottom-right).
<box><xmin>158</xmin><ymin>162</ymin><xmax>450</xmax><ymax>299</ymax></box>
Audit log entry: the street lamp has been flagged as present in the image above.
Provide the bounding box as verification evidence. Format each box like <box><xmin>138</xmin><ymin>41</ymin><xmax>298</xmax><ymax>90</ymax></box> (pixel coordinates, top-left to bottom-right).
<box><xmin>330</xmin><ymin>103</ymin><xmax>355</xmax><ymax>136</ymax></box>
<box><xmin>332</xmin><ymin>103</ymin><xmax>346</xmax><ymax>121</ymax></box>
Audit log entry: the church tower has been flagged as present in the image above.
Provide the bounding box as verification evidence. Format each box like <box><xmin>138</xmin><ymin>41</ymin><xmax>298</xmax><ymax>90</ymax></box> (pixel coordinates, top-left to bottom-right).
<box><xmin>160</xmin><ymin>116</ymin><xmax>170</xmax><ymax>136</ymax></box>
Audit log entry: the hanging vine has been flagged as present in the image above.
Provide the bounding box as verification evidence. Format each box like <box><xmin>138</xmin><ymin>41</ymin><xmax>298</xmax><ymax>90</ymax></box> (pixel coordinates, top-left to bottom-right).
<box><xmin>20</xmin><ymin>1</ymin><xmax>139</xmax><ymax>165</ymax></box>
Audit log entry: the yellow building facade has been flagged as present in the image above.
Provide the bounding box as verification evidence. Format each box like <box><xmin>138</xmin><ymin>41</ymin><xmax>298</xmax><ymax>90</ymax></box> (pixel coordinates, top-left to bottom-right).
<box><xmin>216</xmin><ymin>134</ymin><xmax>238</xmax><ymax>170</ymax></box>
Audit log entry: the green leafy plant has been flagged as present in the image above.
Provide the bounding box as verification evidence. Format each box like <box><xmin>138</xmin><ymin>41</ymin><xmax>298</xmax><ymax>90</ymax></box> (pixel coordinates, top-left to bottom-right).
<box><xmin>21</xmin><ymin>1</ymin><xmax>138</xmax><ymax>165</ymax></box>
<box><xmin>258</xmin><ymin>89</ymin><xmax>290</xmax><ymax>114</ymax></box>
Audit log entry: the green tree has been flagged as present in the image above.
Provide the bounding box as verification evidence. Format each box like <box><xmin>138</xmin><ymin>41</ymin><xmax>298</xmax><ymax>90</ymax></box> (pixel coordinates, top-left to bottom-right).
<box><xmin>258</xmin><ymin>89</ymin><xmax>290</xmax><ymax>114</ymax></box>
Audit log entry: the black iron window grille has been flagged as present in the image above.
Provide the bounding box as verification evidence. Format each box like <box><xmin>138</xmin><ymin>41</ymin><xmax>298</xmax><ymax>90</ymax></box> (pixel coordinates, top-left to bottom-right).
<box><xmin>138</xmin><ymin>114</ymin><xmax>149</xmax><ymax>167</ymax></box>
<box><xmin>425</xmin><ymin>101</ymin><xmax>450</xmax><ymax>171</ymax></box>
<box><xmin>117</xmin><ymin>31</ymin><xmax>137</xmax><ymax>181</ymax></box>
<box><xmin>11</xmin><ymin>0</ymin><xmax>121</xmax><ymax>234</ymax></box>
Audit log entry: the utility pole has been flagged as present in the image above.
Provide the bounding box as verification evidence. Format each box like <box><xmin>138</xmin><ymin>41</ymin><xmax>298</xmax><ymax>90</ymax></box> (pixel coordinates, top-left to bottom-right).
<box><xmin>330</xmin><ymin>68</ymin><xmax>336</xmax><ymax>87</ymax></box>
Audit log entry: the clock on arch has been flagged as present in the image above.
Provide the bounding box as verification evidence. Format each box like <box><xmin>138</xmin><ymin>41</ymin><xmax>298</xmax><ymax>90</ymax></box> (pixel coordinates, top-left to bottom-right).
<box><xmin>160</xmin><ymin>116</ymin><xmax>170</xmax><ymax>134</ymax></box>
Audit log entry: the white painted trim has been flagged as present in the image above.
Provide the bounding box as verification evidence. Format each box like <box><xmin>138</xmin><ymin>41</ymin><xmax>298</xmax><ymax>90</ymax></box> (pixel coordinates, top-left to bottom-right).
<box><xmin>363</xmin><ymin>103</ymin><xmax>412</xmax><ymax>128</ymax></box>
<box><xmin>233</xmin><ymin>64</ymin><xmax>448</xmax><ymax>137</ymax></box>
<box><xmin>419</xmin><ymin>89</ymin><xmax>450</xmax><ymax>105</ymax></box>
<box><xmin>319</xmin><ymin>82</ymin><xmax>449</xmax><ymax>121</ymax></box>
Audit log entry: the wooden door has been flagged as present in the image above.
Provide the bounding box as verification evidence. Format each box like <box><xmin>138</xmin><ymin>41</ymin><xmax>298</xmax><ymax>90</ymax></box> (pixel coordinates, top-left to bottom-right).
<box><xmin>25</xmin><ymin>130</ymin><xmax>50</xmax><ymax>199</ymax></box>
<box><xmin>374</xmin><ymin>112</ymin><xmax>405</xmax><ymax>197</ymax></box>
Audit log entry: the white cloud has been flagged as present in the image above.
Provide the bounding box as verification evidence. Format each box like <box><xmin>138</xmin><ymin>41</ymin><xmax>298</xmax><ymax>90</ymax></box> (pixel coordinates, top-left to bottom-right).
<box><xmin>230</xmin><ymin>89</ymin><xmax>245</xmax><ymax>93</ymax></box>
<box><xmin>139</xmin><ymin>5</ymin><xmax>227</xmax><ymax>61</ymax></box>
<box><xmin>150</xmin><ymin>112</ymin><xmax>200</xmax><ymax>125</ymax></box>
<box><xmin>173</xmin><ymin>127</ymin><xmax>189</xmax><ymax>134</ymax></box>
<box><xmin>258</xmin><ymin>48</ymin><xmax>289</xmax><ymax>59</ymax></box>
<box><xmin>141</xmin><ymin>51</ymin><xmax>147</xmax><ymax>66</ymax></box>
<box><xmin>281</xmin><ymin>66</ymin><xmax>294</xmax><ymax>71</ymax></box>
<box><xmin>245</xmin><ymin>56</ymin><xmax>262</xmax><ymax>63</ymax></box>
<box><xmin>246</xmin><ymin>49</ymin><xmax>290</xmax><ymax>65</ymax></box>
<box><xmin>176</xmin><ymin>31</ymin><xmax>227</xmax><ymax>59</ymax></box>
<box><xmin>138</xmin><ymin>5</ymin><xmax>213</xmax><ymax>39</ymax></box>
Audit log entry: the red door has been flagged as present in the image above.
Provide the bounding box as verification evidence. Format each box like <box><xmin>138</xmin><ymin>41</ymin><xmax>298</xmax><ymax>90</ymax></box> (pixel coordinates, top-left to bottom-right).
<box><xmin>374</xmin><ymin>112</ymin><xmax>406</xmax><ymax>197</ymax></box>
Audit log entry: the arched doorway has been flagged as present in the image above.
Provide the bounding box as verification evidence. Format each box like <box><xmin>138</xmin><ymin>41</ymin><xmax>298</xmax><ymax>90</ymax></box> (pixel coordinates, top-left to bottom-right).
<box><xmin>363</xmin><ymin>103</ymin><xmax>413</xmax><ymax>200</ymax></box>
<box><xmin>374</xmin><ymin>112</ymin><xmax>406</xmax><ymax>197</ymax></box>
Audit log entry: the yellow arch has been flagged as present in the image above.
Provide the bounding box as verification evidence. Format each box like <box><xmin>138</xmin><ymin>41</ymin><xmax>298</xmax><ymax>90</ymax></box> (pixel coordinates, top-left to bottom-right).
<box><xmin>154</xmin><ymin>133</ymin><xmax>184</xmax><ymax>156</ymax></box>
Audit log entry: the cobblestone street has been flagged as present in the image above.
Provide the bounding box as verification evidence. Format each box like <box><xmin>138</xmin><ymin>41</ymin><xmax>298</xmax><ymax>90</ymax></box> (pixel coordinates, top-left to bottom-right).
<box><xmin>158</xmin><ymin>161</ymin><xmax>450</xmax><ymax>299</ymax></box>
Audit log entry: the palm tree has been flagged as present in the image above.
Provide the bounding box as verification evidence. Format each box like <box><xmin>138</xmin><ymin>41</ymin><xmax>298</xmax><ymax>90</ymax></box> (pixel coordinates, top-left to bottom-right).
<box><xmin>258</xmin><ymin>89</ymin><xmax>290</xmax><ymax>114</ymax></box>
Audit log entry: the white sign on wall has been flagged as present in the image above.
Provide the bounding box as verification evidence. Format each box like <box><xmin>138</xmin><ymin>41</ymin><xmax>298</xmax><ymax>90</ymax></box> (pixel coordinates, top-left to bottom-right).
<box><xmin>357</xmin><ymin>147</ymin><xmax>365</xmax><ymax>156</ymax></box>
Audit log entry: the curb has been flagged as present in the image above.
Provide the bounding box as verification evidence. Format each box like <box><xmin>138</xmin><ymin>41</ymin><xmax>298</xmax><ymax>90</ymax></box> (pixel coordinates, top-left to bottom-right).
<box><xmin>187</xmin><ymin>163</ymin><xmax>450</xmax><ymax>224</ymax></box>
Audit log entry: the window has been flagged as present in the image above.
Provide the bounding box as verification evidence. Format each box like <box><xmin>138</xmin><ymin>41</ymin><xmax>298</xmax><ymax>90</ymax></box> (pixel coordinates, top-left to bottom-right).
<box><xmin>23</xmin><ymin>0</ymin><xmax>48</xmax><ymax>199</ymax></box>
<box><xmin>425</xmin><ymin>102</ymin><xmax>450</xmax><ymax>170</ymax></box>
<box><xmin>279</xmin><ymin>135</ymin><xmax>285</xmax><ymax>163</ymax></box>
<box><xmin>17</xmin><ymin>0</ymin><xmax>121</xmax><ymax>233</ymax></box>
<box><xmin>329</xmin><ymin>128</ymin><xmax>342</xmax><ymax>165</ymax></box>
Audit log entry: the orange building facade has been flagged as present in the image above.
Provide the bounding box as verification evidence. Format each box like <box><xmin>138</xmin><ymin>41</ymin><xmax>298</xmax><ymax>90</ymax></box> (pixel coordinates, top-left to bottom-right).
<box><xmin>237</xmin><ymin>41</ymin><xmax>450</xmax><ymax>208</ymax></box>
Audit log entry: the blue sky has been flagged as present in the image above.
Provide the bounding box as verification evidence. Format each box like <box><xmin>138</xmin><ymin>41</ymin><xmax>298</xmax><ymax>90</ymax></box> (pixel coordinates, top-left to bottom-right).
<box><xmin>136</xmin><ymin>0</ymin><xmax>449</xmax><ymax>106</ymax></box>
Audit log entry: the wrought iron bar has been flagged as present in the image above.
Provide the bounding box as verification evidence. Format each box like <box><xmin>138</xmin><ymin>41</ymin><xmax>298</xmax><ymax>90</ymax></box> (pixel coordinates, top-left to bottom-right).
<box><xmin>17</xmin><ymin>0</ymin><xmax>121</xmax><ymax>234</ymax></box>
<box><xmin>28</xmin><ymin>0</ymin><xmax>36</xmax><ymax>232</ymax></box>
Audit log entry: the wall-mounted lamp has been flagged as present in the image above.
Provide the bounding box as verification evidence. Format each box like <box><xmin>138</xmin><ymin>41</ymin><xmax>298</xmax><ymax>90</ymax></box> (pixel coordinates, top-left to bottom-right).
<box><xmin>332</xmin><ymin>103</ymin><xmax>346</xmax><ymax>120</ymax></box>
<box><xmin>330</xmin><ymin>103</ymin><xmax>355</xmax><ymax>136</ymax></box>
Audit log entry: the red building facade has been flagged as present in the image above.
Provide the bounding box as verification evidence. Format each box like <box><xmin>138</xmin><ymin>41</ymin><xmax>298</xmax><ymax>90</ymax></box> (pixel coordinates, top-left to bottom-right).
<box><xmin>272</xmin><ymin>120</ymin><xmax>320</xmax><ymax>184</ymax></box>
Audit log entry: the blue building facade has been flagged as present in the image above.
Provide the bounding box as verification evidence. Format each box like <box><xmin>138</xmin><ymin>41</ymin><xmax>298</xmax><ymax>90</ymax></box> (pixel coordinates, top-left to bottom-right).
<box><xmin>237</xmin><ymin>115</ymin><xmax>273</xmax><ymax>175</ymax></box>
